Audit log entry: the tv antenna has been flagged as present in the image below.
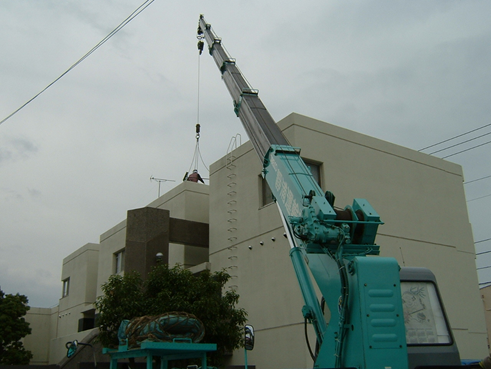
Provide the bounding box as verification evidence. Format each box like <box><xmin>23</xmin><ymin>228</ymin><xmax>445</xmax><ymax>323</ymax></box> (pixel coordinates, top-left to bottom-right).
<box><xmin>150</xmin><ymin>176</ymin><xmax>175</xmax><ymax>197</ymax></box>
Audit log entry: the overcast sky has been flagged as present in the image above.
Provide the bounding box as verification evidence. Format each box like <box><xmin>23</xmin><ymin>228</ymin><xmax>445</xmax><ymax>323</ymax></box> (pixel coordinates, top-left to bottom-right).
<box><xmin>1</xmin><ymin>1</ymin><xmax>490</xmax><ymax>308</ymax></box>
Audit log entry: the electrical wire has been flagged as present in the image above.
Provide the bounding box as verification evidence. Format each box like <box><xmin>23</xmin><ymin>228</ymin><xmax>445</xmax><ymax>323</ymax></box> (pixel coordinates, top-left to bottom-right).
<box><xmin>464</xmin><ymin>175</ymin><xmax>491</xmax><ymax>185</ymax></box>
<box><xmin>475</xmin><ymin>239</ymin><xmax>491</xmax><ymax>256</ymax></box>
<box><xmin>418</xmin><ymin>122</ymin><xmax>491</xmax><ymax>152</ymax></box>
<box><xmin>0</xmin><ymin>0</ymin><xmax>155</xmax><ymax>126</ymax></box>
<box><xmin>467</xmin><ymin>193</ymin><xmax>491</xmax><ymax>203</ymax></box>
<box><xmin>428</xmin><ymin>131</ymin><xmax>491</xmax><ymax>155</ymax></box>
<box><xmin>442</xmin><ymin>139</ymin><xmax>491</xmax><ymax>159</ymax></box>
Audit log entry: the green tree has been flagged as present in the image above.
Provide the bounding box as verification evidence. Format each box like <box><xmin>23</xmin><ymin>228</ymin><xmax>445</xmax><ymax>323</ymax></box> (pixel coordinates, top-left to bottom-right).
<box><xmin>0</xmin><ymin>289</ymin><xmax>33</xmax><ymax>365</ymax></box>
<box><xmin>95</xmin><ymin>271</ymin><xmax>145</xmax><ymax>348</ymax></box>
<box><xmin>95</xmin><ymin>265</ymin><xmax>247</xmax><ymax>366</ymax></box>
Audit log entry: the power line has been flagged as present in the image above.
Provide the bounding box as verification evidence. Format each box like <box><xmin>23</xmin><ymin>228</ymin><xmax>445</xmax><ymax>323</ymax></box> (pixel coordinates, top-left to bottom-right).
<box><xmin>467</xmin><ymin>193</ymin><xmax>491</xmax><ymax>202</ymax></box>
<box><xmin>475</xmin><ymin>239</ymin><xmax>491</xmax><ymax>256</ymax></box>
<box><xmin>464</xmin><ymin>174</ymin><xmax>491</xmax><ymax>185</ymax></box>
<box><xmin>441</xmin><ymin>139</ymin><xmax>491</xmax><ymax>159</ymax></box>
<box><xmin>0</xmin><ymin>0</ymin><xmax>154</xmax><ymax>126</ymax></box>
<box><xmin>419</xmin><ymin>122</ymin><xmax>491</xmax><ymax>152</ymax></box>
<box><xmin>428</xmin><ymin>131</ymin><xmax>491</xmax><ymax>155</ymax></box>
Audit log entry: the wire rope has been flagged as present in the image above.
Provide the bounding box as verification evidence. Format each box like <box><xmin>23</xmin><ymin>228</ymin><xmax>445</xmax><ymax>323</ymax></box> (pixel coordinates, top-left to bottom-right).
<box><xmin>185</xmin><ymin>47</ymin><xmax>208</xmax><ymax>179</ymax></box>
<box><xmin>197</xmin><ymin>53</ymin><xmax>201</xmax><ymax>132</ymax></box>
<box><xmin>0</xmin><ymin>0</ymin><xmax>154</xmax><ymax>126</ymax></box>
<box><xmin>197</xmin><ymin>145</ymin><xmax>209</xmax><ymax>171</ymax></box>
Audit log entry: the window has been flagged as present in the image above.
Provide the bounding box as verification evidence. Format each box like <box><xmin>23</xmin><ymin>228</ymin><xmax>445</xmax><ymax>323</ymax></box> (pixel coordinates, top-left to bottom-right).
<box><xmin>261</xmin><ymin>160</ymin><xmax>322</xmax><ymax>206</ymax></box>
<box><xmin>78</xmin><ymin>309</ymin><xmax>96</xmax><ymax>332</ymax></box>
<box><xmin>62</xmin><ymin>278</ymin><xmax>70</xmax><ymax>298</ymax></box>
<box><xmin>306</xmin><ymin>161</ymin><xmax>321</xmax><ymax>185</ymax></box>
<box><xmin>401</xmin><ymin>281</ymin><xmax>452</xmax><ymax>345</ymax></box>
<box><xmin>261</xmin><ymin>176</ymin><xmax>274</xmax><ymax>206</ymax></box>
<box><xmin>114</xmin><ymin>249</ymin><xmax>125</xmax><ymax>274</ymax></box>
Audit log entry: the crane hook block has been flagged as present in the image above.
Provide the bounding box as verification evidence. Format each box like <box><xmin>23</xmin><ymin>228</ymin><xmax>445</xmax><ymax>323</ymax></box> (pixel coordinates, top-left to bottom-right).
<box><xmin>197</xmin><ymin>40</ymin><xmax>204</xmax><ymax>55</ymax></box>
<box><xmin>196</xmin><ymin>123</ymin><xmax>201</xmax><ymax>140</ymax></box>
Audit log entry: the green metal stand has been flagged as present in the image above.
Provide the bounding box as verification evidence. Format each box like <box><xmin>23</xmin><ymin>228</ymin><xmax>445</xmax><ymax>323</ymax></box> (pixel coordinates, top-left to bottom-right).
<box><xmin>103</xmin><ymin>340</ymin><xmax>217</xmax><ymax>369</ymax></box>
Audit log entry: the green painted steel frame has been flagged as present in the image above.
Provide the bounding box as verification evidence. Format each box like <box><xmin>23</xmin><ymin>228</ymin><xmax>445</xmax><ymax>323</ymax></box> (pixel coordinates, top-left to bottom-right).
<box><xmin>268</xmin><ymin>144</ymin><xmax>408</xmax><ymax>368</ymax></box>
<box><xmin>311</xmin><ymin>256</ymin><xmax>408</xmax><ymax>369</ymax></box>
<box><xmin>264</xmin><ymin>145</ymin><xmax>382</xmax><ymax>251</ymax></box>
<box><xmin>102</xmin><ymin>341</ymin><xmax>217</xmax><ymax>369</ymax></box>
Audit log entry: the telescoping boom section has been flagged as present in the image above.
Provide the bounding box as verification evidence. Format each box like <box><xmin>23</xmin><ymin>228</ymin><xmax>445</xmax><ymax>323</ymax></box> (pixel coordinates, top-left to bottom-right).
<box><xmin>197</xmin><ymin>15</ymin><xmax>461</xmax><ymax>369</ymax></box>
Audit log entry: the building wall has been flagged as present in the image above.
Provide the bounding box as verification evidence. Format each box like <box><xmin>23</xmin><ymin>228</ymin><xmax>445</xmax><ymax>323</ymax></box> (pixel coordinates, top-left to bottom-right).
<box><xmin>89</xmin><ymin>182</ymin><xmax>209</xmax><ymax>365</ymax></box>
<box><xmin>58</xmin><ymin>243</ymin><xmax>99</xmax><ymax>339</ymax></box>
<box><xmin>25</xmin><ymin>112</ymin><xmax>487</xmax><ymax>368</ymax></box>
<box><xmin>24</xmin><ymin>307</ymin><xmax>58</xmax><ymax>365</ymax></box>
<box><xmin>24</xmin><ymin>181</ymin><xmax>211</xmax><ymax>365</ymax></box>
<box><xmin>209</xmin><ymin>112</ymin><xmax>487</xmax><ymax>368</ymax></box>
<box><xmin>146</xmin><ymin>180</ymin><xmax>210</xmax><ymax>223</ymax></box>
<box><xmin>95</xmin><ymin>181</ymin><xmax>209</xmax><ymax>298</ymax></box>
<box><xmin>481</xmin><ymin>285</ymin><xmax>491</xmax><ymax>350</ymax></box>
<box><xmin>26</xmin><ymin>244</ymin><xmax>100</xmax><ymax>365</ymax></box>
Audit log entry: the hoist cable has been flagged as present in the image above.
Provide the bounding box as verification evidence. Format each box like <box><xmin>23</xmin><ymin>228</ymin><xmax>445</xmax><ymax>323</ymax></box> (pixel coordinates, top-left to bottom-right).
<box><xmin>197</xmin><ymin>53</ymin><xmax>201</xmax><ymax>129</ymax></box>
<box><xmin>185</xmin><ymin>52</ymin><xmax>209</xmax><ymax>177</ymax></box>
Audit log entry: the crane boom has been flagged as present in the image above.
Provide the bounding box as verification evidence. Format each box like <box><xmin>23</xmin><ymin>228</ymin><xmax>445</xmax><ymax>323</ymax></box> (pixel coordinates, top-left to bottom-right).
<box><xmin>197</xmin><ymin>15</ymin><xmax>288</xmax><ymax>159</ymax></box>
<box><xmin>197</xmin><ymin>15</ymin><xmax>414</xmax><ymax>369</ymax></box>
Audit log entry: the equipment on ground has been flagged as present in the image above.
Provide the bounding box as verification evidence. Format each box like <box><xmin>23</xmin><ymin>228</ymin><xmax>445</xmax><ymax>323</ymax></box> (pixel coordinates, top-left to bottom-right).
<box><xmin>118</xmin><ymin>312</ymin><xmax>205</xmax><ymax>348</ymax></box>
<box><xmin>197</xmin><ymin>15</ymin><xmax>462</xmax><ymax>369</ymax></box>
<box><xmin>102</xmin><ymin>313</ymin><xmax>215</xmax><ymax>369</ymax></box>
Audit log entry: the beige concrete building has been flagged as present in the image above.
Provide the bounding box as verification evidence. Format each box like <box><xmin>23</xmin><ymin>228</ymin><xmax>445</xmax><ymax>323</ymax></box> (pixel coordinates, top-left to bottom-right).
<box><xmin>481</xmin><ymin>285</ymin><xmax>491</xmax><ymax>350</ymax></box>
<box><xmin>25</xmin><ymin>182</ymin><xmax>210</xmax><ymax>365</ymax></box>
<box><xmin>209</xmin><ymin>113</ymin><xmax>487</xmax><ymax>368</ymax></box>
<box><xmin>25</xmin><ymin>113</ymin><xmax>487</xmax><ymax>368</ymax></box>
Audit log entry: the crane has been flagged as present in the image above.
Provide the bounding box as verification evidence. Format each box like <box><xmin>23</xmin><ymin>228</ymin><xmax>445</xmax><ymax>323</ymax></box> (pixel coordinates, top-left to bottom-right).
<box><xmin>197</xmin><ymin>15</ymin><xmax>461</xmax><ymax>369</ymax></box>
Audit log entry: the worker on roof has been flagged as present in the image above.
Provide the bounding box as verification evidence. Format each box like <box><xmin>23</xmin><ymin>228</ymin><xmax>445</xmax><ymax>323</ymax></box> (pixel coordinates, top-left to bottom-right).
<box><xmin>187</xmin><ymin>169</ymin><xmax>204</xmax><ymax>184</ymax></box>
